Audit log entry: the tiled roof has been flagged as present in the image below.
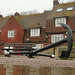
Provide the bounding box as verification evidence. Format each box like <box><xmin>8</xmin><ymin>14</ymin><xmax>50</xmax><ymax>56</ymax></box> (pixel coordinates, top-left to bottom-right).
<box><xmin>0</xmin><ymin>12</ymin><xmax>48</xmax><ymax>29</ymax></box>
<box><xmin>0</xmin><ymin>17</ymin><xmax>10</xmax><ymax>29</ymax></box>
<box><xmin>14</xmin><ymin>17</ymin><xmax>24</xmax><ymax>28</ymax></box>
<box><xmin>47</xmin><ymin>2</ymin><xmax>75</xmax><ymax>19</ymax></box>
<box><xmin>29</xmin><ymin>23</ymin><xmax>41</xmax><ymax>28</ymax></box>
<box><xmin>19</xmin><ymin>13</ymin><xmax>47</xmax><ymax>29</ymax></box>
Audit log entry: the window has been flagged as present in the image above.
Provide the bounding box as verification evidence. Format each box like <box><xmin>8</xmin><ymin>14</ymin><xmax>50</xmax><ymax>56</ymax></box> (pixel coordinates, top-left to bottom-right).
<box><xmin>8</xmin><ymin>30</ymin><xmax>15</xmax><ymax>38</ymax></box>
<box><xmin>55</xmin><ymin>18</ymin><xmax>66</xmax><ymax>27</ymax></box>
<box><xmin>51</xmin><ymin>34</ymin><xmax>63</xmax><ymax>43</ymax></box>
<box><xmin>31</xmin><ymin>29</ymin><xmax>40</xmax><ymax>37</ymax></box>
<box><xmin>9</xmin><ymin>47</ymin><xmax>13</xmax><ymax>52</ymax></box>
<box><xmin>56</xmin><ymin>8</ymin><xmax>63</xmax><ymax>12</ymax></box>
<box><xmin>4</xmin><ymin>47</ymin><xmax>13</xmax><ymax>52</ymax></box>
<box><xmin>66</xmin><ymin>7</ymin><xmax>73</xmax><ymax>11</ymax></box>
<box><xmin>36</xmin><ymin>44</ymin><xmax>43</xmax><ymax>49</ymax></box>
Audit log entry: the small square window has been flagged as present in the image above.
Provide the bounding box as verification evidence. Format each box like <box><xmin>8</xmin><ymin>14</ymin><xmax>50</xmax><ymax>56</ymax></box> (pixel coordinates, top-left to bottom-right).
<box><xmin>31</xmin><ymin>29</ymin><xmax>40</xmax><ymax>37</ymax></box>
<box><xmin>8</xmin><ymin>30</ymin><xmax>15</xmax><ymax>38</ymax></box>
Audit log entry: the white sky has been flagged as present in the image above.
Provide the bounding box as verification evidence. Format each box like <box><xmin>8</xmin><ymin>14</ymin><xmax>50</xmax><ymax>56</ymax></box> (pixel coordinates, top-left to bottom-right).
<box><xmin>0</xmin><ymin>0</ymin><xmax>74</xmax><ymax>17</ymax></box>
<box><xmin>0</xmin><ymin>0</ymin><xmax>53</xmax><ymax>17</ymax></box>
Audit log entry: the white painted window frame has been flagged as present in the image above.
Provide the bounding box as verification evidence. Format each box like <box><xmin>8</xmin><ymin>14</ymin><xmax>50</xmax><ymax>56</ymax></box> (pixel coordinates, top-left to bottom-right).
<box><xmin>8</xmin><ymin>30</ymin><xmax>15</xmax><ymax>38</ymax></box>
<box><xmin>31</xmin><ymin>29</ymin><xmax>40</xmax><ymax>37</ymax></box>
<box><xmin>55</xmin><ymin>18</ymin><xmax>66</xmax><ymax>27</ymax></box>
<box><xmin>51</xmin><ymin>34</ymin><xmax>63</xmax><ymax>43</ymax></box>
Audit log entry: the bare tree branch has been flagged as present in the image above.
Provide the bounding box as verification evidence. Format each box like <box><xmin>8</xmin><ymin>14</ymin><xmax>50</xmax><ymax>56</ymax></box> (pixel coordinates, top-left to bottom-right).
<box><xmin>20</xmin><ymin>10</ymin><xmax>39</xmax><ymax>15</ymax></box>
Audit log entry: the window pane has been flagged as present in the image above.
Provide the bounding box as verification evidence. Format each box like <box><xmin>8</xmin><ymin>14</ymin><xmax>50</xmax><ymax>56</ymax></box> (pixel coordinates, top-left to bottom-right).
<box><xmin>8</xmin><ymin>30</ymin><xmax>15</xmax><ymax>38</ymax></box>
<box><xmin>11</xmin><ymin>31</ymin><xmax>15</xmax><ymax>37</ymax></box>
<box><xmin>51</xmin><ymin>35</ymin><xmax>54</xmax><ymax>43</ymax></box>
<box><xmin>8</xmin><ymin>31</ymin><xmax>10</xmax><ymax>37</ymax></box>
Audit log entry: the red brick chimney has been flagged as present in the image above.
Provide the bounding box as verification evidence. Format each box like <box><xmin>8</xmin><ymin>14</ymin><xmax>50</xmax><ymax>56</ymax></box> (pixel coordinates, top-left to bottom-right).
<box><xmin>53</xmin><ymin>0</ymin><xmax>59</xmax><ymax>6</ymax></box>
<box><xmin>14</xmin><ymin>12</ymin><xmax>20</xmax><ymax>17</ymax></box>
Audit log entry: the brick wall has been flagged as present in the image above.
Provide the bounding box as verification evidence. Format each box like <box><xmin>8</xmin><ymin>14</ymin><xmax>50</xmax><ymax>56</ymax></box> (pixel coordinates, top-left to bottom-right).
<box><xmin>0</xmin><ymin>64</ymin><xmax>75</xmax><ymax>75</ymax></box>
<box><xmin>1</xmin><ymin>16</ymin><xmax>24</xmax><ymax>43</ymax></box>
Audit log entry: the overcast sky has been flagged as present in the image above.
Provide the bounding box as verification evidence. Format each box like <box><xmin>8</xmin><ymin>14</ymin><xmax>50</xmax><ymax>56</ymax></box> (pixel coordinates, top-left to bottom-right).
<box><xmin>0</xmin><ymin>0</ymin><xmax>74</xmax><ymax>17</ymax></box>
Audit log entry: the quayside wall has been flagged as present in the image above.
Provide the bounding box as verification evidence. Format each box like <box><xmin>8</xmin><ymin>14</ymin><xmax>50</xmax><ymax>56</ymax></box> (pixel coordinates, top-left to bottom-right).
<box><xmin>0</xmin><ymin>64</ymin><xmax>75</xmax><ymax>75</ymax></box>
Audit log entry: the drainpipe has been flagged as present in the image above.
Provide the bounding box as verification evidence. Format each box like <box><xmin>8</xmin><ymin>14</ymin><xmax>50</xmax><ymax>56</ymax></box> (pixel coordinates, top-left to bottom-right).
<box><xmin>22</xmin><ymin>29</ymin><xmax>26</xmax><ymax>43</ymax></box>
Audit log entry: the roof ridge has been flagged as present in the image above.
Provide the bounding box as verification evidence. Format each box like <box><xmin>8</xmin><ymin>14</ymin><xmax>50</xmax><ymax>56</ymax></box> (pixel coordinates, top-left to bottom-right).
<box><xmin>14</xmin><ymin>16</ymin><xmax>25</xmax><ymax>28</ymax></box>
<box><xmin>59</xmin><ymin>2</ymin><xmax>75</xmax><ymax>5</ymax></box>
<box><xmin>19</xmin><ymin>13</ymin><xmax>46</xmax><ymax>17</ymax></box>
